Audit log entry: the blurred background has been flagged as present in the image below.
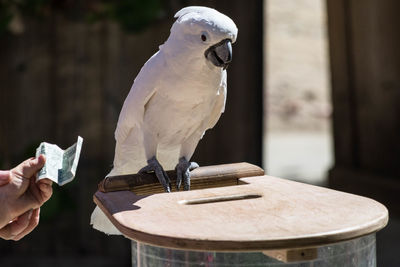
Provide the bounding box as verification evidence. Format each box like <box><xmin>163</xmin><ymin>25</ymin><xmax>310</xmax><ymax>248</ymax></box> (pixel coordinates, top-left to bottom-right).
<box><xmin>0</xmin><ymin>0</ymin><xmax>399</xmax><ymax>266</ymax></box>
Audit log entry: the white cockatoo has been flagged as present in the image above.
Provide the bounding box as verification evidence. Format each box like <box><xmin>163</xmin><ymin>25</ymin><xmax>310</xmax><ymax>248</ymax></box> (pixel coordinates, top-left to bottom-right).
<box><xmin>91</xmin><ymin>6</ymin><xmax>238</xmax><ymax>234</ymax></box>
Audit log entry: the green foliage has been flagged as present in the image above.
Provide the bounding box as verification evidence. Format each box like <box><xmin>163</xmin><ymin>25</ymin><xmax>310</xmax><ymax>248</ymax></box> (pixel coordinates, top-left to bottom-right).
<box><xmin>89</xmin><ymin>0</ymin><xmax>164</xmax><ymax>33</ymax></box>
<box><xmin>0</xmin><ymin>1</ymin><xmax>13</xmax><ymax>35</ymax></box>
<box><xmin>112</xmin><ymin>0</ymin><xmax>163</xmax><ymax>32</ymax></box>
<box><xmin>0</xmin><ymin>0</ymin><xmax>165</xmax><ymax>35</ymax></box>
<box><xmin>13</xmin><ymin>0</ymin><xmax>50</xmax><ymax>17</ymax></box>
<box><xmin>0</xmin><ymin>0</ymin><xmax>50</xmax><ymax>36</ymax></box>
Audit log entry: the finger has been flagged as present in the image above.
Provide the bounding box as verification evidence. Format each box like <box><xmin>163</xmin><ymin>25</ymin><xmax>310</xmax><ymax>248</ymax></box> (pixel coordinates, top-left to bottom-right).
<box><xmin>10</xmin><ymin>209</ymin><xmax>33</xmax><ymax>237</ymax></box>
<box><xmin>38</xmin><ymin>178</ymin><xmax>53</xmax><ymax>186</ymax></box>
<box><xmin>22</xmin><ymin>155</ymin><xmax>46</xmax><ymax>178</ymax></box>
<box><xmin>11</xmin><ymin>155</ymin><xmax>46</xmax><ymax>198</ymax></box>
<box><xmin>0</xmin><ymin>170</ymin><xmax>10</xmax><ymax>186</ymax></box>
<box><xmin>17</xmin><ymin>208</ymin><xmax>40</xmax><ymax>240</ymax></box>
<box><xmin>38</xmin><ymin>182</ymin><xmax>53</xmax><ymax>202</ymax></box>
<box><xmin>13</xmin><ymin>208</ymin><xmax>40</xmax><ymax>241</ymax></box>
<box><xmin>0</xmin><ymin>210</ymin><xmax>32</xmax><ymax>240</ymax></box>
<box><xmin>21</xmin><ymin>155</ymin><xmax>46</xmax><ymax>179</ymax></box>
<box><xmin>19</xmin><ymin>176</ymin><xmax>52</xmax><ymax>209</ymax></box>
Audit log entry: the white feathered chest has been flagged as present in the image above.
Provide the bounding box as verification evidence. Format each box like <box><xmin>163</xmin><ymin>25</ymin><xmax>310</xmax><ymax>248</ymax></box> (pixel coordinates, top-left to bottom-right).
<box><xmin>142</xmin><ymin>54</ymin><xmax>225</xmax><ymax>147</ymax></box>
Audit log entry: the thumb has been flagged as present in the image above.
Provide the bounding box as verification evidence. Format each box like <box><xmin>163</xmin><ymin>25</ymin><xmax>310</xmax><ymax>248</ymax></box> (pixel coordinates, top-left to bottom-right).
<box><xmin>17</xmin><ymin>155</ymin><xmax>46</xmax><ymax>179</ymax></box>
<box><xmin>0</xmin><ymin>170</ymin><xmax>10</xmax><ymax>186</ymax></box>
<box><xmin>9</xmin><ymin>155</ymin><xmax>46</xmax><ymax>206</ymax></box>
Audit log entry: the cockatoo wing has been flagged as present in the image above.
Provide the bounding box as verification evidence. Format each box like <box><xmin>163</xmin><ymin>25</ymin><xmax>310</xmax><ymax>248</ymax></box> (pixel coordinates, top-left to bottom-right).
<box><xmin>110</xmin><ymin>52</ymin><xmax>164</xmax><ymax>176</ymax></box>
<box><xmin>206</xmin><ymin>70</ymin><xmax>227</xmax><ymax>130</ymax></box>
<box><xmin>115</xmin><ymin>52</ymin><xmax>161</xmax><ymax>144</ymax></box>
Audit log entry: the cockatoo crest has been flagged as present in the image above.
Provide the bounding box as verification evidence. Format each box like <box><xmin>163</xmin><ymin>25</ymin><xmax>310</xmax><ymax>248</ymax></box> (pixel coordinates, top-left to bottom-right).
<box><xmin>173</xmin><ymin>6</ymin><xmax>237</xmax><ymax>43</ymax></box>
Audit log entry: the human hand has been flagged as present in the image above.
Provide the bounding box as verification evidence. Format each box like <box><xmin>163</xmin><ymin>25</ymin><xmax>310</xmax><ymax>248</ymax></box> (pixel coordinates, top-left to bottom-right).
<box><xmin>0</xmin><ymin>155</ymin><xmax>53</xmax><ymax>240</ymax></box>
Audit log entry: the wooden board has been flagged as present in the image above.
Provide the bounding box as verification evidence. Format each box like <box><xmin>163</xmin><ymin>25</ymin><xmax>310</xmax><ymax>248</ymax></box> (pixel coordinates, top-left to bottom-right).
<box><xmin>94</xmin><ymin>175</ymin><xmax>388</xmax><ymax>251</ymax></box>
<box><xmin>98</xmin><ymin>162</ymin><xmax>264</xmax><ymax>195</ymax></box>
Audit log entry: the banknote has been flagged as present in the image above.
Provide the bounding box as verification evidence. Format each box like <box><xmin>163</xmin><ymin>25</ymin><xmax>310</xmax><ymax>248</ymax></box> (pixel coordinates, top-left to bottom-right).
<box><xmin>35</xmin><ymin>136</ymin><xmax>83</xmax><ymax>185</ymax></box>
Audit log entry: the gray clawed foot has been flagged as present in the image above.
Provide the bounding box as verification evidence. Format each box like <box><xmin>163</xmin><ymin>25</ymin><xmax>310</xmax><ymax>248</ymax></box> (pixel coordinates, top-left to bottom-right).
<box><xmin>175</xmin><ymin>157</ymin><xmax>199</xmax><ymax>191</ymax></box>
<box><xmin>138</xmin><ymin>156</ymin><xmax>198</xmax><ymax>192</ymax></box>
<box><xmin>139</xmin><ymin>156</ymin><xmax>171</xmax><ymax>192</ymax></box>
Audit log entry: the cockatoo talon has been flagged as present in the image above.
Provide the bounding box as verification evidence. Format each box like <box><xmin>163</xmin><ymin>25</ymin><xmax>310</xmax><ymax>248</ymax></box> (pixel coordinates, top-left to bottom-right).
<box><xmin>139</xmin><ymin>156</ymin><xmax>171</xmax><ymax>192</ymax></box>
<box><xmin>176</xmin><ymin>157</ymin><xmax>199</xmax><ymax>191</ymax></box>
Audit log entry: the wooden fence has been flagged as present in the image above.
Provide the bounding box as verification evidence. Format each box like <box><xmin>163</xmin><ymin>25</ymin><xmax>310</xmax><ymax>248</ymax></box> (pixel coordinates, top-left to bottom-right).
<box><xmin>0</xmin><ymin>1</ymin><xmax>263</xmax><ymax>265</ymax></box>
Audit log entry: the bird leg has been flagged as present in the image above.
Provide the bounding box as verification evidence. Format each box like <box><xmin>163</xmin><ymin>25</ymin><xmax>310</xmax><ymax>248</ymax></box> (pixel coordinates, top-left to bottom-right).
<box><xmin>139</xmin><ymin>156</ymin><xmax>171</xmax><ymax>192</ymax></box>
<box><xmin>175</xmin><ymin>157</ymin><xmax>199</xmax><ymax>191</ymax></box>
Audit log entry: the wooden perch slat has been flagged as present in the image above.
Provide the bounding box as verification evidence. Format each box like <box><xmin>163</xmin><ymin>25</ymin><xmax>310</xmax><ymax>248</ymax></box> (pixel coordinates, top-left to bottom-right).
<box><xmin>98</xmin><ymin>162</ymin><xmax>264</xmax><ymax>194</ymax></box>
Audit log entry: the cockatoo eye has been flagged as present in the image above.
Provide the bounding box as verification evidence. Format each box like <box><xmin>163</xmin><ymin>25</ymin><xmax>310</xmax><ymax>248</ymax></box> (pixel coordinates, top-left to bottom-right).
<box><xmin>201</xmin><ymin>34</ymin><xmax>207</xmax><ymax>42</ymax></box>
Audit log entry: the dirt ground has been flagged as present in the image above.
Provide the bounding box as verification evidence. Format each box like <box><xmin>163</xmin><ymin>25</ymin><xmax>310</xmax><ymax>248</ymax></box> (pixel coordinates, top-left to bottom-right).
<box><xmin>264</xmin><ymin>0</ymin><xmax>332</xmax><ymax>184</ymax></box>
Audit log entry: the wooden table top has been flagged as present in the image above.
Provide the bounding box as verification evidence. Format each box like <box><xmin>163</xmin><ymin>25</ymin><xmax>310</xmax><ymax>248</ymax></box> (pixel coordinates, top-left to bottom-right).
<box><xmin>94</xmin><ymin>165</ymin><xmax>388</xmax><ymax>251</ymax></box>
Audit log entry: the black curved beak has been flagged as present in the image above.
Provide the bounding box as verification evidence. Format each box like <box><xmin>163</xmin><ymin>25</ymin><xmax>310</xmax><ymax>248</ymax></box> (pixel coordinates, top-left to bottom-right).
<box><xmin>205</xmin><ymin>39</ymin><xmax>232</xmax><ymax>69</ymax></box>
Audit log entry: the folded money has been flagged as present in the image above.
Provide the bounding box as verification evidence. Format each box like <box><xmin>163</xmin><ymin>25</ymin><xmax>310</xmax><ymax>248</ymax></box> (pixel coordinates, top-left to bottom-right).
<box><xmin>35</xmin><ymin>136</ymin><xmax>83</xmax><ymax>185</ymax></box>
